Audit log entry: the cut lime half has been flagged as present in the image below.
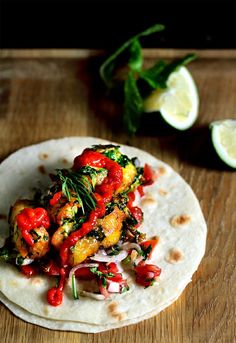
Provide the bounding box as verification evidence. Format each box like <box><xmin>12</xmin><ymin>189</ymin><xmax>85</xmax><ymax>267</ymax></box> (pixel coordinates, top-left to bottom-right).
<box><xmin>143</xmin><ymin>66</ymin><xmax>199</xmax><ymax>130</ymax></box>
<box><xmin>210</xmin><ymin>119</ymin><xmax>236</xmax><ymax>168</ymax></box>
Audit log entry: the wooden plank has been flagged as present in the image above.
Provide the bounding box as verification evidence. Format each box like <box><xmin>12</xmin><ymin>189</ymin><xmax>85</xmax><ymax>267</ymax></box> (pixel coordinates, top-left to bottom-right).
<box><xmin>0</xmin><ymin>50</ymin><xmax>235</xmax><ymax>343</ymax></box>
<box><xmin>1</xmin><ymin>49</ymin><xmax>236</xmax><ymax>59</ymax></box>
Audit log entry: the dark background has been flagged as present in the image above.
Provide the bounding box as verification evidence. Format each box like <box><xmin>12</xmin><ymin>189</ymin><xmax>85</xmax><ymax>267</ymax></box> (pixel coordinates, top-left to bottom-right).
<box><xmin>1</xmin><ymin>0</ymin><xmax>236</xmax><ymax>49</ymax></box>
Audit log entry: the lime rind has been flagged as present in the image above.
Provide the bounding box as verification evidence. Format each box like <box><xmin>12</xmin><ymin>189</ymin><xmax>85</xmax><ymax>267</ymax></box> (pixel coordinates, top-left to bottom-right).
<box><xmin>210</xmin><ymin>119</ymin><xmax>236</xmax><ymax>168</ymax></box>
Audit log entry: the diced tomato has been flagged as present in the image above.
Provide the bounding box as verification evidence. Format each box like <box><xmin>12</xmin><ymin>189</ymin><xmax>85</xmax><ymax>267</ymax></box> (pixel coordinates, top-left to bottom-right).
<box><xmin>98</xmin><ymin>262</ymin><xmax>119</xmax><ymax>275</ymax></box>
<box><xmin>106</xmin><ymin>262</ymin><xmax>119</xmax><ymax>274</ymax></box>
<box><xmin>129</xmin><ymin>206</ymin><xmax>143</xmax><ymax>227</ymax></box>
<box><xmin>74</xmin><ymin>267</ymin><xmax>96</xmax><ymax>280</ymax></box>
<box><xmin>134</xmin><ymin>262</ymin><xmax>161</xmax><ymax>287</ymax></box>
<box><xmin>140</xmin><ymin>239</ymin><xmax>159</xmax><ymax>259</ymax></box>
<box><xmin>143</xmin><ymin>164</ymin><xmax>157</xmax><ymax>185</ymax></box>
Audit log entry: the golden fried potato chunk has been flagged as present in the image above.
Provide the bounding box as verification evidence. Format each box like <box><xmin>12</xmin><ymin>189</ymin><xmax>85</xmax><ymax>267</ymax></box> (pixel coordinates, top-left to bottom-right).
<box><xmin>100</xmin><ymin>206</ymin><xmax>126</xmax><ymax>248</ymax></box>
<box><xmin>69</xmin><ymin>237</ymin><xmax>100</xmax><ymax>266</ymax></box>
<box><xmin>116</xmin><ymin>163</ymin><xmax>137</xmax><ymax>194</ymax></box>
<box><xmin>68</xmin><ymin>206</ymin><xmax>126</xmax><ymax>266</ymax></box>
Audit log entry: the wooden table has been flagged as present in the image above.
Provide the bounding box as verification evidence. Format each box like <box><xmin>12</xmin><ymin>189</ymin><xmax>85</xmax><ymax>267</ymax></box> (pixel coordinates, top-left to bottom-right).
<box><xmin>0</xmin><ymin>49</ymin><xmax>235</xmax><ymax>343</ymax></box>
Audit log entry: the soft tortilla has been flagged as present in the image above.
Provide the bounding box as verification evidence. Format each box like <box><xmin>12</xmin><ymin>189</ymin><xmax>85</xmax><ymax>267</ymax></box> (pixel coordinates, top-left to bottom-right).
<box><xmin>0</xmin><ymin>137</ymin><xmax>207</xmax><ymax>332</ymax></box>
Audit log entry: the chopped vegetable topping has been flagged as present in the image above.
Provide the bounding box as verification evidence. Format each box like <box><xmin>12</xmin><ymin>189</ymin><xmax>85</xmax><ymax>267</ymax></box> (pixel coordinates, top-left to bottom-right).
<box><xmin>2</xmin><ymin>144</ymin><xmax>161</xmax><ymax>306</ymax></box>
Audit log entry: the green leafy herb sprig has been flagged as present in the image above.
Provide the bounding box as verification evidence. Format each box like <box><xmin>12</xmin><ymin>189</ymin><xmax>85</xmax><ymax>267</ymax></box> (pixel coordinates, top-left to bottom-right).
<box><xmin>99</xmin><ymin>24</ymin><xmax>196</xmax><ymax>134</ymax></box>
<box><xmin>56</xmin><ymin>169</ymin><xmax>97</xmax><ymax>215</ymax></box>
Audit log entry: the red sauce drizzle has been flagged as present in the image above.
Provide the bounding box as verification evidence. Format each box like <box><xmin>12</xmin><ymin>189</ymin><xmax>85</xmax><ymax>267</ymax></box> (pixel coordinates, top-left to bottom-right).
<box><xmin>49</xmin><ymin>191</ymin><xmax>62</xmax><ymax>206</ymax></box>
<box><xmin>47</xmin><ymin>268</ymin><xmax>66</xmax><ymax>306</ymax></box>
<box><xmin>59</xmin><ymin>149</ymin><xmax>123</xmax><ymax>266</ymax></box>
<box><xmin>16</xmin><ymin>208</ymin><xmax>50</xmax><ymax>246</ymax></box>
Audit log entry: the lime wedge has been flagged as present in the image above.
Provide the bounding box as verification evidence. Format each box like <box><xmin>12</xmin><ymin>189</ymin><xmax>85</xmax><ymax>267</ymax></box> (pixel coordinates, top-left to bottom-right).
<box><xmin>143</xmin><ymin>66</ymin><xmax>199</xmax><ymax>130</ymax></box>
<box><xmin>210</xmin><ymin>119</ymin><xmax>236</xmax><ymax>168</ymax></box>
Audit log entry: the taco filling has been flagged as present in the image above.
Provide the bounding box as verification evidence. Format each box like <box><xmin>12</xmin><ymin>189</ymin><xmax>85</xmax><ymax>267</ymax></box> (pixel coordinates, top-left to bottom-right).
<box><xmin>0</xmin><ymin>145</ymin><xmax>161</xmax><ymax>306</ymax></box>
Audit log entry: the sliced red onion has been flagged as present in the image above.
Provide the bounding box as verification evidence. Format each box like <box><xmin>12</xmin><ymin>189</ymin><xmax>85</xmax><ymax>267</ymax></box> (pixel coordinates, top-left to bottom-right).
<box><xmin>68</xmin><ymin>263</ymin><xmax>99</xmax><ymax>288</ymax></box>
<box><xmin>107</xmin><ymin>281</ymin><xmax>120</xmax><ymax>293</ymax></box>
<box><xmin>99</xmin><ymin>282</ymin><xmax>110</xmax><ymax>299</ymax></box>
<box><xmin>90</xmin><ymin>250</ymin><xmax>128</xmax><ymax>263</ymax></box>
<box><xmin>80</xmin><ymin>291</ymin><xmax>106</xmax><ymax>301</ymax></box>
<box><xmin>121</xmin><ymin>242</ymin><xmax>142</xmax><ymax>253</ymax></box>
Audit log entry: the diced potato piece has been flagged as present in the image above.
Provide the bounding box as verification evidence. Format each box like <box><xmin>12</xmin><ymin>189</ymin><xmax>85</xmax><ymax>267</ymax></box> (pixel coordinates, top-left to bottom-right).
<box><xmin>100</xmin><ymin>206</ymin><xmax>126</xmax><ymax>248</ymax></box>
<box><xmin>51</xmin><ymin>222</ymin><xmax>74</xmax><ymax>250</ymax></box>
<box><xmin>30</xmin><ymin>227</ymin><xmax>50</xmax><ymax>259</ymax></box>
<box><xmin>69</xmin><ymin>237</ymin><xmax>100</xmax><ymax>266</ymax></box>
<box><xmin>116</xmin><ymin>163</ymin><xmax>137</xmax><ymax>194</ymax></box>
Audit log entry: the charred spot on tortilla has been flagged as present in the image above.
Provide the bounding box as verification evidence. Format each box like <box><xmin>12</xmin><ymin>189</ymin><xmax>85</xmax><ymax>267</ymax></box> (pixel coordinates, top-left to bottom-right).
<box><xmin>31</xmin><ymin>277</ymin><xmax>44</xmax><ymax>287</ymax></box>
<box><xmin>141</xmin><ymin>196</ymin><xmax>157</xmax><ymax>207</ymax></box>
<box><xmin>157</xmin><ymin>188</ymin><xmax>168</xmax><ymax>196</ymax></box>
<box><xmin>170</xmin><ymin>214</ymin><xmax>191</xmax><ymax>228</ymax></box>
<box><xmin>165</xmin><ymin>248</ymin><xmax>184</xmax><ymax>264</ymax></box>
<box><xmin>108</xmin><ymin>301</ymin><xmax>127</xmax><ymax>321</ymax></box>
<box><xmin>38</xmin><ymin>165</ymin><xmax>47</xmax><ymax>175</ymax></box>
<box><xmin>157</xmin><ymin>166</ymin><xmax>166</xmax><ymax>176</ymax></box>
<box><xmin>38</xmin><ymin>152</ymin><xmax>49</xmax><ymax>161</ymax></box>
<box><xmin>61</xmin><ymin>158</ymin><xmax>70</xmax><ymax>165</ymax></box>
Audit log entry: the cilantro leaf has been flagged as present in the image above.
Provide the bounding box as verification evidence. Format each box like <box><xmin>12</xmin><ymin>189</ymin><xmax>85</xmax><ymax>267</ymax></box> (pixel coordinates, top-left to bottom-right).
<box><xmin>100</xmin><ymin>23</ymin><xmax>165</xmax><ymax>87</ymax></box>
<box><xmin>128</xmin><ymin>39</ymin><xmax>142</xmax><ymax>72</ymax></box>
<box><xmin>123</xmin><ymin>71</ymin><xmax>143</xmax><ymax>134</ymax></box>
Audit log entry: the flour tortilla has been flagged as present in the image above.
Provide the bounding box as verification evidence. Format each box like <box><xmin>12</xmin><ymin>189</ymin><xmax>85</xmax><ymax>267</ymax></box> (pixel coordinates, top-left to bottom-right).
<box><xmin>0</xmin><ymin>137</ymin><xmax>207</xmax><ymax>332</ymax></box>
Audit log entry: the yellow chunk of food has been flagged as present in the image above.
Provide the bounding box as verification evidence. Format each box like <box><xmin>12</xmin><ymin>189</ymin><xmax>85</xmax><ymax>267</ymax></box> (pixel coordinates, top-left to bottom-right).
<box><xmin>30</xmin><ymin>227</ymin><xmax>50</xmax><ymax>259</ymax></box>
<box><xmin>116</xmin><ymin>163</ymin><xmax>137</xmax><ymax>194</ymax></box>
<box><xmin>69</xmin><ymin>237</ymin><xmax>100</xmax><ymax>266</ymax></box>
<box><xmin>51</xmin><ymin>222</ymin><xmax>74</xmax><ymax>250</ymax></box>
<box><xmin>69</xmin><ymin>206</ymin><xmax>126</xmax><ymax>266</ymax></box>
<box><xmin>100</xmin><ymin>206</ymin><xmax>126</xmax><ymax>248</ymax></box>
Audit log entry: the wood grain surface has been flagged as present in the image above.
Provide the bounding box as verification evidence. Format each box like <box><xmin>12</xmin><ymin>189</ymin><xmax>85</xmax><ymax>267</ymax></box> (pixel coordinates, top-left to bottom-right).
<box><xmin>0</xmin><ymin>49</ymin><xmax>235</xmax><ymax>343</ymax></box>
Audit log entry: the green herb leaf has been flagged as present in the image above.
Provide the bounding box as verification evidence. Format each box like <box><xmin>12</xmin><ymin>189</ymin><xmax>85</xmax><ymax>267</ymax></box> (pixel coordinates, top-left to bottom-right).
<box><xmin>123</xmin><ymin>71</ymin><xmax>143</xmax><ymax>134</ymax></box>
<box><xmin>72</xmin><ymin>273</ymin><xmax>79</xmax><ymax>300</ymax></box>
<box><xmin>90</xmin><ymin>267</ymin><xmax>114</xmax><ymax>279</ymax></box>
<box><xmin>128</xmin><ymin>39</ymin><xmax>142</xmax><ymax>72</ymax></box>
<box><xmin>139</xmin><ymin>60</ymin><xmax>167</xmax><ymax>88</ymax></box>
<box><xmin>139</xmin><ymin>244</ymin><xmax>152</xmax><ymax>260</ymax></box>
<box><xmin>100</xmin><ymin>23</ymin><xmax>165</xmax><ymax>87</ymax></box>
<box><xmin>102</xmin><ymin>277</ymin><xmax>107</xmax><ymax>287</ymax></box>
<box><xmin>140</xmin><ymin>53</ymin><xmax>197</xmax><ymax>90</ymax></box>
<box><xmin>90</xmin><ymin>267</ymin><xmax>103</xmax><ymax>277</ymax></box>
<box><xmin>56</xmin><ymin>169</ymin><xmax>96</xmax><ymax>215</ymax></box>
<box><xmin>121</xmin><ymin>285</ymin><xmax>129</xmax><ymax>293</ymax></box>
